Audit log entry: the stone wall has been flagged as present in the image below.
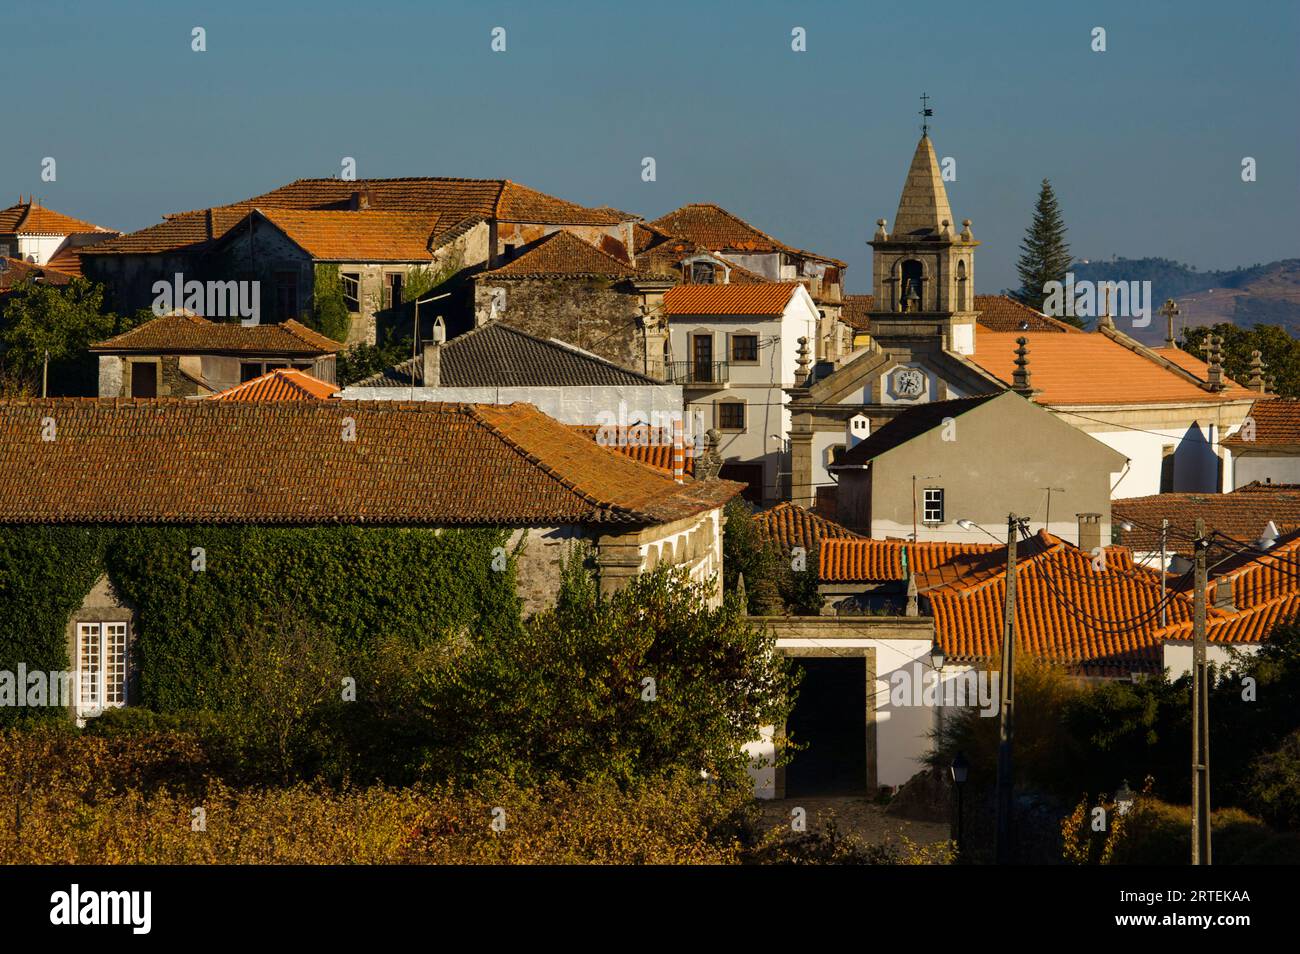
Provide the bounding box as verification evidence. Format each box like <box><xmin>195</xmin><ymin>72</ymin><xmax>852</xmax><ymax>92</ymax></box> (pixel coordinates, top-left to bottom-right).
<box><xmin>472</xmin><ymin>278</ymin><xmax>648</xmax><ymax>374</ymax></box>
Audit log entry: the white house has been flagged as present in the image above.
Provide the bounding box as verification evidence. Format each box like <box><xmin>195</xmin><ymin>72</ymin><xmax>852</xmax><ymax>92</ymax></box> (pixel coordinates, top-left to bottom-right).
<box><xmin>0</xmin><ymin>197</ymin><xmax>119</xmax><ymax>272</ymax></box>
<box><xmin>662</xmin><ymin>282</ymin><xmax>821</xmax><ymax>505</ymax></box>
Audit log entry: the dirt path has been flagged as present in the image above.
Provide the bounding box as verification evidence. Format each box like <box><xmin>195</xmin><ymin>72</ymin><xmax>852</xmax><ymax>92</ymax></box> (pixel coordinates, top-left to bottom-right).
<box><xmin>756</xmin><ymin>796</ymin><xmax>951</xmax><ymax>852</ymax></box>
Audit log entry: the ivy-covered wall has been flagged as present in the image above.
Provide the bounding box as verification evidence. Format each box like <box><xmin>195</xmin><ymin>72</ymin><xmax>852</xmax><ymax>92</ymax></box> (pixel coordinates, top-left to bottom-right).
<box><xmin>0</xmin><ymin>525</ymin><xmax>520</xmax><ymax>719</ymax></box>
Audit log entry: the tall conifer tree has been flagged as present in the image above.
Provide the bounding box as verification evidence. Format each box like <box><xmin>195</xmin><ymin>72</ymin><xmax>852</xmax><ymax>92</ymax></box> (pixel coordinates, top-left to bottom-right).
<box><xmin>1015</xmin><ymin>179</ymin><xmax>1079</xmax><ymax>326</ymax></box>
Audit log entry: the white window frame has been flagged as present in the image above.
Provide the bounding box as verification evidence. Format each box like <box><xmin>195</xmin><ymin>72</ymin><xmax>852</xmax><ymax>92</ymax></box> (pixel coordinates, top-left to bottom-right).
<box><xmin>76</xmin><ymin>621</ymin><xmax>128</xmax><ymax>721</ymax></box>
<box><xmin>923</xmin><ymin>488</ymin><xmax>945</xmax><ymax>524</ymax></box>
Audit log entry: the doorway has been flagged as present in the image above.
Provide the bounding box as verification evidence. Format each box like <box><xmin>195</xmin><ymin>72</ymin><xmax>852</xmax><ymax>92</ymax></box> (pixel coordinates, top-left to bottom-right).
<box><xmin>784</xmin><ymin>656</ymin><xmax>869</xmax><ymax>796</ymax></box>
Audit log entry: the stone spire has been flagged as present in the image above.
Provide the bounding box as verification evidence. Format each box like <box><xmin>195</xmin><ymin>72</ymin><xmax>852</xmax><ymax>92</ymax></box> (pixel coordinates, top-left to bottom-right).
<box><xmin>1248</xmin><ymin>350</ymin><xmax>1267</xmax><ymax>392</ymax></box>
<box><xmin>892</xmin><ymin>135</ymin><xmax>955</xmax><ymax>240</ymax></box>
<box><xmin>795</xmin><ymin>336</ymin><xmax>812</xmax><ymax>385</ymax></box>
<box><xmin>1012</xmin><ymin>336</ymin><xmax>1037</xmax><ymax>395</ymax></box>
<box><xmin>1202</xmin><ymin>335</ymin><xmax>1226</xmax><ymax>391</ymax></box>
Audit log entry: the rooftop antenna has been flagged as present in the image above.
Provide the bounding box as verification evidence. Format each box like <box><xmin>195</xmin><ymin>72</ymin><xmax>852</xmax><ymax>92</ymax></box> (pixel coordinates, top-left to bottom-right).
<box><xmin>919</xmin><ymin>93</ymin><xmax>933</xmax><ymax>136</ymax></box>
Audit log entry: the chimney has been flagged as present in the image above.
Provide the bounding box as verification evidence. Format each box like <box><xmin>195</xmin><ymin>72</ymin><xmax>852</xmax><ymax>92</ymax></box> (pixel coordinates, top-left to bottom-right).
<box><xmin>421</xmin><ymin>341</ymin><xmax>440</xmax><ymax>387</ymax></box>
<box><xmin>672</xmin><ymin>417</ymin><xmax>685</xmax><ymax>484</ymax></box>
<box><xmin>349</xmin><ymin>189</ymin><xmax>371</xmax><ymax>211</ymax></box>
<box><xmin>1077</xmin><ymin>512</ymin><xmax>1102</xmax><ymax>554</ymax></box>
<box><xmin>1213</xmin><ymin>576</ymin><xmax>1234</xmax><ymax>610</ymax></box>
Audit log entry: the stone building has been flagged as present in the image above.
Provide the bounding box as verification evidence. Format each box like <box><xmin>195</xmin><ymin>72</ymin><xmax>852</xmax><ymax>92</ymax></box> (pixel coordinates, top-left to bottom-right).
<box><xmin>0</xmin><ymin>399</ymin><xmax>743</xmax><ymax>719</ymax></box>
<box><xmin>90</xmin><ymin>310</ymin><xmax>342</xmax><ymax>397</ymax></box>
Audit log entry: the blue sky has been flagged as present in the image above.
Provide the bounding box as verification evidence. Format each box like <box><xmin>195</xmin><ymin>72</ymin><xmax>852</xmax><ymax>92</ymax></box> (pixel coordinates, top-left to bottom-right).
<box><xmin>3</xmin><ymin>0</ymin><xmax>1296</xmax><ymax>293</ymax></box>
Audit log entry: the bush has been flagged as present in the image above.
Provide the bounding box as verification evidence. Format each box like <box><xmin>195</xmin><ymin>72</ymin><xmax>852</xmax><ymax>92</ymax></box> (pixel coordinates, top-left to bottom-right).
<box><xmin>1246</xmin><ymin>729</ymin><xmax>1300</xmax><ymax>831</ymax></box>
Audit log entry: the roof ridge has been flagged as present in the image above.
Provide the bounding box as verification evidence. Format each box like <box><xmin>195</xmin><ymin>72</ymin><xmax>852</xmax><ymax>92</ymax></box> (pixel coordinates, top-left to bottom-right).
<box><xmin>463</xmin><ymin>404</ymin><xmax>648</xmax><ymax>522</ymax></box>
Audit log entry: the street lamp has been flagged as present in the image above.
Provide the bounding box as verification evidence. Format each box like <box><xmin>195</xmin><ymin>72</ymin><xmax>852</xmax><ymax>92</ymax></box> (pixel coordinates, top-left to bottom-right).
<box><xmin>1115</xmin><ymin>779</ymin><xmax>1135</xmax><ymax>816</ymax></box>
<box><xmin>930</xmin><ymin>641</ymin><xmax>946</xmax><ymax>671</ymax></box>
<box><xmin>950</xmin><ymin>751</ymin><xmax>969</xmax><ymax>855</ymax></box>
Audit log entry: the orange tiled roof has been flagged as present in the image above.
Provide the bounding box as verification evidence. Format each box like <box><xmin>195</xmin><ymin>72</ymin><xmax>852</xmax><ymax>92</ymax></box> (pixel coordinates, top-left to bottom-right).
<box><xmin>755</xmin><ymin>502</ymin><xmax>860</xmax><ymax>554</ymax></box>
<box><xmin>80</xmin><ymin>208</ymin><xmax>250</xmax><ymax>255</ymax></box>
<box><xmin>0</xmin><ymin>400</ymin><xmax>742</xmax><ymax>526</ymax></box>
<box><xmin>91</xmin><ymin>313</ymin><xmax>343</xmax><ymax>355</ymax></box>
<box><xmin>0</xmin><ymin>201</ymin><xmax>116</xmax><ymax>236</ymax></box>
<box><xmin>569</xmin><ymin>425</ymin><xmax>697</xmax><ymax>477</ymax></box>
<box><xmin>0</xmin><ymin>257</ymin><xmax>76</xmax><ymax>292</ymax></box>
<box><xmin>209</xmin><ymin>368</ymin><xmax>339</xmax><ymax>401</ymax></box>
<box><xmin>663</xmin><ymin>282</ymin><xmax>801</xmax><ymax>316</ymax></box>
<box><xmin>256</xmin><ymin>209</ymin><xmax>438</xmax><ymax>261</ymax></box>
<box><xmin>969</xmin><ymin>331</ymin><xmax>1257</xmax><ymax>406</ymax></box>
<box><xmin>922</xmin><ymin>532</ymin><xmax>1189</xmax><ymax>674</ymax></box>
<box><xmin>1155</xmin><ymin>592</ymin><xmax>1300</xmax><ymax>645</ymax></box>
<box><xmin>819</xmin><ymin>537</ymin><xmax>999</xmax><ymax>582</ymax></box>
<box><xmin>483</xmin><ymin>230</ymin><xmax>636</xmax><ymax>279</ymax></box>
<box><xmin>1223</xmin><ymin>398</ymin><xmax>1300</xmax><ymax>448</ymax></box>
<box><xmin>649</xmin><ymin>204</ymin><xmax>846</xmax><ymax>267</ymax></box>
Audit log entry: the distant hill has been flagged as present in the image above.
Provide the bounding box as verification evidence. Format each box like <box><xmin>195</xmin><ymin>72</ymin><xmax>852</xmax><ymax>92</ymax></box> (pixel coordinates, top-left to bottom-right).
<box><xmin>1068</xmin><ymin>257</ymin><xmax>1300</xmax><ymax>343</ymax></box>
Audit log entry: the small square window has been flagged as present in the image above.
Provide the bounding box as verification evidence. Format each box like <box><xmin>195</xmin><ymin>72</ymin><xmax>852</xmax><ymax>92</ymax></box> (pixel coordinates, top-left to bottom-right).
<box><xmin>923</xmin><ymin>488</ymin><xmax>944</xmax><ymax>524</ymax></box>
<box><xmin>717</xmin><ymin>402</ymin><xmax>745</xmax><ymax>431</ymax></box>
<box><xmin>731</xmin><ymin>334</ymin><xmax>759</xmax><ymax>363</ymax></box>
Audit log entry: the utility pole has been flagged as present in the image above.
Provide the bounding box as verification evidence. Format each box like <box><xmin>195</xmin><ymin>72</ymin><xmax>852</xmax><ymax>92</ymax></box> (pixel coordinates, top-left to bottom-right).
<box><xmin>995</xmin><ymin>513</ymin><xmax>1021</xmax><ymax>864</ymax></box>
<box><xmin>1191</xmin><ymin>517</ymin><xmax>1212</xmax><ymax>864</ymax></box>
<box><xmin>41</xmin><ymin>350</ymin><xmax>49</xmax><ymax>398</ymax></box>
<box><xmin>1160</xmin><ymin>519</ymin><xmax>1169</xmax><ymax>628</ymax></box>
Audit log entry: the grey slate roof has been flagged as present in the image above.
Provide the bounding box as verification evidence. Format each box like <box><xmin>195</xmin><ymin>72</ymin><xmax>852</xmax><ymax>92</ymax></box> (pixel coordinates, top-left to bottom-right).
<box><xmin>354</xmin><ymin>321</ymin><xmax>661</xmax><ymax>388</ymax></box>
<box><xmin>834</xmin><ymin>394</ymin><xmax>1002</xmax><ymax>467</ymax></box>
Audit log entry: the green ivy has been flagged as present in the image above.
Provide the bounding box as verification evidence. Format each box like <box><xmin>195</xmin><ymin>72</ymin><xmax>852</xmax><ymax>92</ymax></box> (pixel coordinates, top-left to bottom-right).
<box><xmin>310</xmin><ymin>264</ymin><xmax>353</xmax><ymax>344</ymax></box>
<box><xmin>0</xmin><ymin>525</ymin><xmax>521</xmax><ymax>719</ymax></box>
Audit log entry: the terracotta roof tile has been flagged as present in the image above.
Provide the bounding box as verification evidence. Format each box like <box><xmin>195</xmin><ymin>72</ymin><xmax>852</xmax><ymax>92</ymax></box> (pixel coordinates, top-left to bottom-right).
<box><xmin>0</xmin><ymin>201</ymin><xmax>116</xmax><ymax>236</ymax></box>
<box><xmin>969</xmin><ymin>332</ymin><xmax>1257</xmax><ymax>406</ymax></box>
<box><xmin>1223</xmin><ymin>398</ymin><xmax>1300</xmax><ymax>447</ymax></box>
<box><xmin>257</xmin><ymin>209</ymin><xmax>437</xmax><ymax>261</ymax></box>
<box><xmin>663</xmin><ymin>281</ymin><xmax>801</xmax><ymax>316</ymax></box>
<box><xmin>1155</xmin><ymin>591</ymin><xmax>1300</xmax><ymax>645</ymax></box>
<box><xmin>0</xmin><ymin>400</ymin><xmax>742</xmax><ymax>526</ymax></box>
<box><xmin>91</xmin><ymin>313</ymin><xmax>343</xmax><ymax>355</ymax></box>
<box><xmin>819</xmin><ymin>537</ymin><xmax>999</xmax><ymax>582</ymax></box>
<box><xmin>482</xmin><ymin>230</ymin><xmax>635</xmax><ymax>279</ymax></box>
<box><xmin>43</xmin><ymin>247</ymin><xmax>86</xmax><ymax>276</ymax></box>
<box><xmin>1114</xmin><ymin>490</ymin><xmax>1300</xmax><ymax>557</ymax></box>
<box><xmin>754</xmin><ymin>502</ymin><xmax>860</xmax><ymax>554</ymax></box>
<box><xmin>649</xmin><ymin>203</ymin><xmax>846</xmax><ymax>267</ymax></box>
<box><xmin>569</xmin><ymin>425</ymin><xmax>697</xmax><ymax>477</ymax></box>
<box><xmin>80</xmin><ymin>208</ymin><xmax>249</xmax><ymax>255</ymax></box>
<box><xmin>0</xmin><ymin>257</ymin><xmax>76</xmax><ymax>292</ymax></box>
<box><xmin>209</xmin><ymin>368</ymin><xmax>339</xmax><ymax>401</ymax></box>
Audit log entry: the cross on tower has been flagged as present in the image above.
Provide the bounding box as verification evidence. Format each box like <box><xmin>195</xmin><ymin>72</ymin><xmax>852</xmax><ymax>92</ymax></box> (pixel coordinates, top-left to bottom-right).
<box><xmin>1160</xmin><ymin>298</ymin><xmax>1180</xmax><ymax>348</ymax></box>
<box><xmin>919</xmin><ymin>93</ymin><xmax>933</xmax><ymax>136</ymax></box>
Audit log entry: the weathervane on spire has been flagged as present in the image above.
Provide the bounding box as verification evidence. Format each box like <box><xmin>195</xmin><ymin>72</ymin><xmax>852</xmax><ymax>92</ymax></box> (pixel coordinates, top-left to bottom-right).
<box><xmin>919</xmin><ymin>93</ymin><xmax>933</xmax><ymax>136</ymax></box>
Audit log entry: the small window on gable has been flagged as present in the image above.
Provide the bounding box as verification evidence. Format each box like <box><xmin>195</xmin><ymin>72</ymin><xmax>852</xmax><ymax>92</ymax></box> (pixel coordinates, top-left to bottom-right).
<box><xmin>130</xmin><ymin>362</ymin><xmax>158</xmax><ymax>398</ymax></box>
<box><xmin>341</xmin><ymin>272</ymin><xmax>360</xmax><ymax>313</ymax></box>
<box><xmin>923</xmin><ymin>488</ymin><xmax>944</xmax><ymax>524</ymax></box>
<box><xmin>690</xmin><ymin>261</ymin><xmax>716</xmax><ymax>284</ymax></box>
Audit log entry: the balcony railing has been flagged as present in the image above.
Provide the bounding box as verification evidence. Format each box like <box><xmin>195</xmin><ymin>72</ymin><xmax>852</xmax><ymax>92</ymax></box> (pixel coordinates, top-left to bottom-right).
<box><xmin>665</xmin><ymin>361</ymin><xmax>729</xmax><ymax>387</ymax></box>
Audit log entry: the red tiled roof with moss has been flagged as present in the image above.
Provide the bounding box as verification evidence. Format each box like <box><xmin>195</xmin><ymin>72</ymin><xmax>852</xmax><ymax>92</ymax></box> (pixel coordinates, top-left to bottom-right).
<box><xmin>649</xmin><ymin>203</ymin><xmax>846</xmax><ymax>267</ymax></box>
<box><xmin>755</xmin><ymin>502</ymin><xmax>861</xmax><ymax>555</ymax></box>
<box><xmin>0</xmin><ymin>400</ymin><xmax>742</xmax><ymax>526</ymax></box>
<box><xmin>482</xmin><ymin>230</ymin><xmax>636</xmax><ymax>279</ymax></box>
<box><xmin>91</xmin><ymin>313</ymin><xmax>343</xmax><ymax>355</ymax></box>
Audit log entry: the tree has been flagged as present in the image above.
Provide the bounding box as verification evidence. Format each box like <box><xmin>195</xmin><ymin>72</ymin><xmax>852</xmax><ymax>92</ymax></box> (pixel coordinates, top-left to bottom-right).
<box><xmin>310</xmin><ymin>264</ymin><xmax>353</xmax><ymax>344</ymax></box>
<box><xmin>1181</xmin><ymin>323</ymin><xmax>1300</xmax><ymax>398</ymax></box>
<box><xmin>1015</xmin><ymin>179</ymin><xmax>1078</xmax><ymax>326</ymax></box>
<box><xmin>417</xmin><ymin>562</ymin><xmax>798</xmax><ymax>789</ymax></box>
<box><xmin>0</xmin><ymin>277</ymin><xmax>147</xmax><ymax>395</ymax></box>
